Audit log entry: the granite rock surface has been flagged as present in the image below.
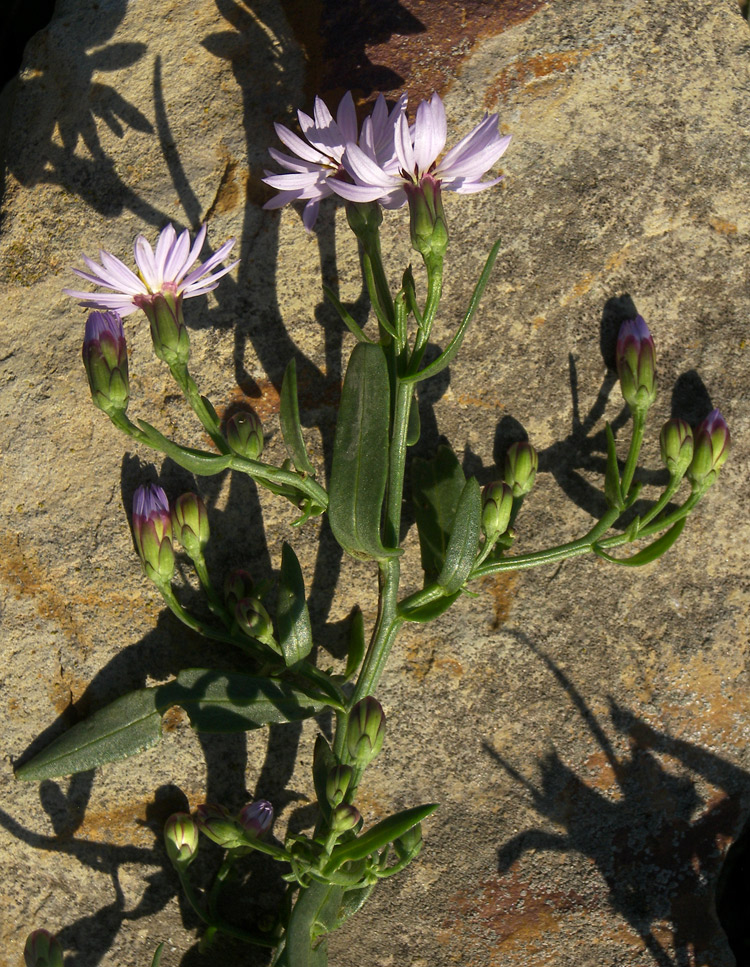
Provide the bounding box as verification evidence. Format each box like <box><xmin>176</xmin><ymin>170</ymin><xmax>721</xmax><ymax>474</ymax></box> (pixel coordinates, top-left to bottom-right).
<box><xmin>1</xmin><ymin>1</ymin><xmax>749</xmax><ymax>965</ymax></box>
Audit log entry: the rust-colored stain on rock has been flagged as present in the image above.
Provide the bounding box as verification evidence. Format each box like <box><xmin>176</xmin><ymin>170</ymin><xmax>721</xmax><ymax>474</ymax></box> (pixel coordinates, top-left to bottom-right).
<box><xmin>282</xmin><ymin>0</ymin><xmax>549</xmax><ymax>108</ymax></box>
<box><xmin>485</xmin><ymin>49</ymin><xmax>593</xmax><ymax>106</ymax></box>
<box><xmin>404</xmin><ymin>636</ymin><xmax>465</xmax><ymax>682</ymax></box>
<box><xmin>708</xmin><ymin>216</ymin><xmax>738</xmax><ymax>235</ymax></box>
<box><xmin>482</xmin><ymin>571</ymin><xmax>518</xmax><ymax>628</ymax></box>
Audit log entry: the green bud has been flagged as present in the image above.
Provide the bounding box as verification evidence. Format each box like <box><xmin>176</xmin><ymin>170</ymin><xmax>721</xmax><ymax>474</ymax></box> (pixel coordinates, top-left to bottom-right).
<box><xmin>345</xmin><ymin>199</ymin><xmax>383</xmax><ymax>241</ymax></box>
<box><xmin>404</xmin><ymin>174</ymin><xmax>449</xmax><ymax>265</ymax></box>
<box><xmin>330</xmin><ymin>803</ymin><xmax>361</xmax><ymax>834</ymax></box>
<box><xmin>659</xmin><ymin>419</ymin><xmax>694</xmax><ymax>479</ymax></box>
<box><xmin>171</xmin><ymin>492</ymin><xmax>210</xmax><ymax>557</ymax></box>
<box><xmin>224</xmin><ymin>569</ymin><xmax>255</xmax><ymax>612</ymax></box>
<box><xmin>481</xmin><ymin>481</ymin><xmax>513</xmax><ymax>539</ymax></box>
<box><xmin>503</xmin><ymin>441</ymin><xmax>538</xmax><ymax>497</ymax></box>
<box><xmin>616</xmin><ymin>316</ymin><xmax>656</xmax><ymax>414</ymax></box>
<box><xmin>326</xmin><ymin>765</ymin><xmax>354</xmax><ymax>808</ymax></box>
<box><xmin>226</xmin><ymin>410</ymin><xmax>264</xmax><ymax>460</ymax></box>
<box><xmin>135</xmin><ymin>290</ymin><xmax>190</xmax><ymax>367</ymax></box>
<box><xmin>24</xmin><ymin>930</ymin><xmax>63</xmax><ymax>967</ymax></box>
<box><xmin>164</xmin><ymin>812</ymin><xmax>200</xmax><ymax>869</ymax></box>
<box><xmin>346</xmin><ymin>697</ymin><xmax>386</xmax><ymax>767</ymax></box>
<box><xmin>393</xmin><ymin>822</ymin><xmax>423</xmax><ymax>863</ymax></box>
<box><xmin>687</xmin><ymin>409</ymin><xmax>730</xmax><ymax>492</ymax></box>
<box><xmin>195</xmin><ymin>803</ymin><xmax>246</xmax><ymax>849</ymax></box>
<box><xmin>132</xmin><ymin>484</ymin><xmax>174</xmax><ymax>586</ymax></box>
<box><xmin>236</xmin><ymin>597</ymin><xmax>276</xmax><ymax>645</ymax></box>
<box><xmin>82</xmin><ymin>311</ymin><xmax>129</xmax><ymax>415</ymax></box>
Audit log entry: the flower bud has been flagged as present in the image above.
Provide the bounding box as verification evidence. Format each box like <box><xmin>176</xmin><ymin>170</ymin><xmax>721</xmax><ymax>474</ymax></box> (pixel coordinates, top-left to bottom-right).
<box><xmin>171</xmin><ymin>492</ymin><xmax>210</xmax><ymax>557</ymax></box>
<box><xmin>616</xmin><ymin>316</ymin><xmax>656</xmax><ymax>413</ymax></box>
<box><xmin>195</xmin><ymin>803</ymin><xmax>246</xmax><ymax>849</ymax></box>
<box><xmin>164</xmin><ymin>812</ymin><xmax>200</xmax><ymax>869</ymax></box>
<box><xmin>687</xmin><ymin>409</ymin><xmax>730</xmax><ymax>491</ymax></box>
<box><xmin>326</xmin><ymin>765</ymin><xmax>354</xmax><ymax>808</ymax></box>
<box><xmin>345</xmin><ymin>199</ymin><xmax>383</xmax><ymax>240</ymax></box>
<box><xmin>225</xmin><ymin>569</ymin><xmax>255</xmax><ymax>612</ymax></box>
<box><xmin>404</xmin><ymin>174</ymin><xmax>449</xmax><ymax>265</ymax></box>
<box><xmin>132</xmin><ymin>484</ymin><xmax>174</xmax><ymax>585</ymax></box>
<box><xmin>481</xmin><ymin>481</ymin><xmax>514</xmax><ymax>539</ymax></box>
<box><xmin>134</xmin><ymin>290</ymin><xmax>190</xmax><ymax>367</ymax></box>
<box><xmin>238</xmin><ymin>799</ymin><xmax>274</xmax><ymax>839</ymax></box>
<box><xmin>393</xmin><ymin>822</ymin><xmax>423</xmax><ymax>863</ymax></box>
<box><xmin>503</xmin><ymin>441</ymin><xmax>538</xmax><ymax>498</ymax></box>
<box><xmin>226</xmin><ymin>410</ymin><xmax>264</xmax><ymax>460</ymax></box>
<box><xmin>659</xmin><ymin>419</ymin><xmax>694</xmax><ymax>479</ymax></box>
<box><xmin>346</xmin><ymin>697</ymin><xmax>386</xmax><ymax>767</ymax></box>
<box><xmin>24</xmin><ymin>930</ymin><xmax>63</xmax><ymax>967</ymax></box>
<box><xmin>82</xmin><ymin>311</ymin><xmax>129</xmax><ymax>415</ymax></box>
<box><xmin>330</xmin><ymin>803</ymin><xmax>361</xmax><ymax>834</ymax></box>
<box><xmin>235</xmin><ymin>597</ymin><xmax>276</xmax><ymax>645</ymax></box>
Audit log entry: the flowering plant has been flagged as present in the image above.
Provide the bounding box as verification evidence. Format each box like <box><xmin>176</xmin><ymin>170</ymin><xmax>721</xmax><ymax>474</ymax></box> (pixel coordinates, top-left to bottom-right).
<box><xmin>19</xmin><ymin>92</ymin><xmax>729</xmax><ymax>967</ymax></box>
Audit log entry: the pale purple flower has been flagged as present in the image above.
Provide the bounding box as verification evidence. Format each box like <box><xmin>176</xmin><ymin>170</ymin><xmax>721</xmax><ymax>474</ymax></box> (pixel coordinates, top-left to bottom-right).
<box><xmin>64</xmin><ymin>223</ymin><xmax>238</xmax><ymax>315</ymax></box>
<box><xmin>332</xmin><ymin>92</ymin><xmax>511</xmax><ymax>209</ymax></box>
<box><xmin>263</xmin><ymin>91</ymin><xmax>406</xmax><ymax>230</ymax></box>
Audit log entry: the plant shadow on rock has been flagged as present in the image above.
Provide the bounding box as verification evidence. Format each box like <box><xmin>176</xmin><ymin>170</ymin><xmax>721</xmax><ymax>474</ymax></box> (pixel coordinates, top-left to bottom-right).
<box><xmin>486</xmin><ymin>636</ymin><xmax>750</xmax><ymax>967</ymax></box>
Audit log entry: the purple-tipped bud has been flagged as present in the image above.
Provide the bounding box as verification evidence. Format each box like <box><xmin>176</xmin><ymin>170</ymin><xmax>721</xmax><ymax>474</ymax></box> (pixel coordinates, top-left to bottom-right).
<box><xmin>226</xmin><ymin>410</ymin><xmax>264</xmax><ymax>460</ymax></box>
<box><xmin>195</xmin><ymin>803</ymin><xmax>246</xmax><ymax>849</ymax></box>
<box><xmin>503</xmin><ymin>441</ymin><xmax>538</xmax><ymax>498</ymax></box>
<box><xmin>326</xmin><ymin>764</ymin><xmax>354</xmax><ymax>808</ymax></box>
<box><xmin>238</xmin><ymin>799</ymin><xmax>274</xmax><ymax>839</ymax></box>
<box><xmin>330</xmin><ymin>802</ymin><xmax>361</xmax><ymax>834</ymax></box>
<box><xmin>82</xmin><ymin>311</ymin><xmax>129</xmax><ymax>415</ymax></box>
<box><xmin>134</xmin><ymin>290</ymin><xmax>190</xmax><ymax>367</ymax></box>
<box><xmin>481</xmin><ymin>481</ymin><xmax>514</xmax><ymax>539</ymax></box>
<box><xmin>659</xmin><ymin>419</ymin><xmax>694</xmax><ymax>479</ymax></box>
<box><xmin>24</xmin><ymin>930</ymin><xmax>63</xmax><ymax>967</ymax></box>
<box><xmin>393</xmin><ymin>822</ymin><xmax>423</xmax><ymax>863</ymax></box>
<box><xmin>404</xmin><ymin>173</ymin><xmax>449</xmax><ymax>265</ymax></box>
<box><xmin>616</xmin><ymin>316</ymin><xmax>656</xmax><ymax>413</ymax></box>
<box><xmin>346</xmin><ymin>697</ymin><xmax>386</xmax><ymax>767</ymax></box>
<box><xmin>687</xmin><ymin>409</ymin><xmax>730</xmax><ymax>491</ymax></box>
<box><xmin>132</xmin><ymin>484</ymin><xmax>174</xmax><ymax>585</ymax></box>
<box><xmin>171</xmin><ymin>492</ymin><xmax>210</xmax><ymax>557</ymax></box>
<box><xmin>224</xmin><ymin>569</ymin><xmax>255</xmax><ymax>612</ymax></box>
<box><xmin>164</xmin><ymin>812</ymin><xmax>200</xmax><ymax>869</ymax></box>
<box><xmin>235</xmin><ymin>597</ymin><xmax>276</xmax><ymax>646</ymax></box>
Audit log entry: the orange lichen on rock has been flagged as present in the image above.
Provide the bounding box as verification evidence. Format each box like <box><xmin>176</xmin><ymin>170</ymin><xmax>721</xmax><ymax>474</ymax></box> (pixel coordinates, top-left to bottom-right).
<box><xmin>485</xmin><ymin>49</ymin><xmax>598</xmax><ymax>106</ymax></box>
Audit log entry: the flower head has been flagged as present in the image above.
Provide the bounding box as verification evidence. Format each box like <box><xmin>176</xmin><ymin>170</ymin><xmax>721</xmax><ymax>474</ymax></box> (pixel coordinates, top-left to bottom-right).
<box><xmin>333</xmin><ymin>92</ymin><xmax>511</xmax><ymax>209</ymax></box>
<box><xmin>132</xmin><ymin>483</ymin><xmax>174</xmax><ymax>585</ymax></box>
<box><xmin>82</xmin><ymin>310</ymin><xmax>129</xmax><ymax>414</ymax></box>
<box><xmin>238</xmin><ymin>799</ymin><xmax>274</xmax><ymax>838</ymax></box>
<box><xmin>64</xmin><ymin>223</ymin><xmax>237</xmax><ymax>315</ymax></box>
<box><xmin>616</xmin><ymin>316</ymin><xmax>657</xmax><ymax>413</ymax></box>
<box><xmin>687</xmin><ymin>408</ymin><xmax>730</xmax><ymax>491</ymax></box>
<box><xmin>263</xmin><ymin>91</ymin><xmax>406</xmax><ymax>230</ymax></box>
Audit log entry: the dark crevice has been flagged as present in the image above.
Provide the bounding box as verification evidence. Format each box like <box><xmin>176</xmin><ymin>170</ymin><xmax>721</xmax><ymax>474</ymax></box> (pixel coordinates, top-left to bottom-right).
<box><xmin>1</xmin><ymin>0</ymin><xmax>56</xmax><ymax>93</ymax></box>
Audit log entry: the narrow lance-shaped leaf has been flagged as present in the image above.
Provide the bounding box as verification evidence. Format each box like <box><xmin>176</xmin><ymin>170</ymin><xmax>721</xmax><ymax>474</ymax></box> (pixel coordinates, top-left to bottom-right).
<box><xmin>276</xmin><ymin>542</ymin><xmax>314</xmax><ymax>666</ymax></box>
<box><xmin>344</xmin><ymin>607</ymin><xmax>366</xmax><ymax>680</ymax></box>
<box><xmin>411</xmin><ymin>444</ymin><xmax>466</xmax><ymax>579</ymax></box>
<box><xmin>323</xmin><ymin>285</ymin><xmax>372</xmax><ymax>344</ymax></box>
<box><xmin>436</xmin><ymin>477</ymin><xmax>482</xmax><ymax>594</ymax></box>
<box><xmin>403</xmin><ymin>239</ymin><xmax>501</xmax><ymax>384</ymax></box>
<box><xmin>313</xmin><ymin>734</ymin><xmax>336</xmax><ymax>822</ymax></box>
<box><xmin>593</xmin><ymin>517</ymin><xmax>687</xmax><ymax>567</ymax></box>
<box><xmin>16</xmin><ymin>669</ymin><xmax>328</xmax><ymax>780</ymax></box>
<box><xmin>280</xmin><ymin>359</ymin><xmax>316</xmax><ymax>475</ymax></box>
<box><xmin>322</xmin><ymin>803</ymin><xmax>439</xmax><ymax>875</ymax></box>
<box><xmin>604</xmin><ymin>422</ymin><xmax>624</xmax><ymax>510</ymax></box>
<box><xmin>399</xmin><ymin>589</ymin><xmax>461</xmax><ymax>623</ymax></box>
<box><xmin>328</xmin><ymin>343</ymin><xmax>401</xmax><ymax>561</ymax></box>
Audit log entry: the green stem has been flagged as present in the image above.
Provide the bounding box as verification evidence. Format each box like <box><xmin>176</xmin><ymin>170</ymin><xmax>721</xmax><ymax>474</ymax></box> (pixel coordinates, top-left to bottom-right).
<box><xmin>177</xmin><ymin>868</ymin><xmax>275</xmax><ymax>947</ymax></box>
<box><xmin>410</xmin><ymin>258</ymin><xmax>444</xmax><ymax>370</ymax></box>
<box><xmin>169</xmin><ymin>363</ymin><xmax>229</xmax><ymax>454</ymax></box>
<box><xmin>621</xmin><ymin>408</ymin><xmax>646</xmax><ymax>499</ymax></box>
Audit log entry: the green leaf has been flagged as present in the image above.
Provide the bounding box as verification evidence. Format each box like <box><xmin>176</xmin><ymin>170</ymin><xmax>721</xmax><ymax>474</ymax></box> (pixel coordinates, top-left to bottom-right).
<box><xmin>15</xmin><ymin>688</ymin><xmax>163</xmax><ymax>781</ymax></box>
<box><xmin>399</xmin><ymin>590</ymin><xmax>461</xmax><ymax>623</ymax></box>
<box><xmin>323</xmin><ymin>803</ymin><xmax>439</xmax><ymax>875</ymax></box>
<box><xmin>277</xmin><ymin>542</ymin><xmax>314</xmax><ymax>666</ymax></box>
<box><xmin>437</xmin><ymin>477</ymin><xmax>481</xmax><ymax>593</ymax></box>
<box><xmin>411</xmin><ymin>444</ymin><xmax>466</xmax><ymax>579</ymax></box>
<box><xmin>277</xmin><ymin>882</ymin><xmax>343</xmax><ymax>967</ymax></box>
<box><xmin>313</xmin><ymin>733</ymin><xmax>336</xmax><ymax>822</ymax></box>
<box><xmin>344</xmin><ymin>608</ymin><xmax>366</xmax><ymax>680</ymax></box>
<box><xmin>334</xmin><ymin>884</ymin><xmax>375</xmax><ymax>928</ymax></box>
<box><xmin>604</xmin><ymin>422</ymin><xmax>624</xmax><ymax>510</ymax></box>
<box><xmin>403</xmin><ymin>239</ymin><xmax>501</xmax><ymax>384</ymax></box>
<box><xmin>328</xmin><ymin>343</ymin><xmax>401</xmax><ymax>561</ymax></box>
<box><xmin>164</xmin><ymin>668</ymin><xmax>326</xmax><ymax>732</ymax></box>
<box><xmin>150</xmin><ymin>943</ymin><xmax>165</xmax><ymax>967</ymax></box>
<box><xmin>280</xmin><ymin>359</ymin><xmax>316</xmax><ymax>475</ymax></box>
<box><xmin>323</xmin><ymin>285</ymin><xmax>372</xmax><ymax>344</ymax></box>
<box><xmin>406</xmin><ymin>392</ymin><xmax>420</xmax><ymax>446</ymax></box>
<box><xmin>16</xmin><ymin>669</ymin><xmax>327</xmax><ymax>780</ymax></box>
<box><xmin>137</xmin><ymin>420</ymin><xmax>232</xmax><ymax>475</ymax></box>
<box><xmin>593</xmin><ymin>517</ymin><xmax>687</xmax><ymax>567</ymax></box>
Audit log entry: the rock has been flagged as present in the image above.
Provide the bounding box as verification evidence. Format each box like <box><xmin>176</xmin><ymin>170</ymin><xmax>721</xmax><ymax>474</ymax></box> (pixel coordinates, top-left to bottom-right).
<box><xmin>1</xmin><ymin>0</ymin><xmax>749</xmax><ymax>965</ymax></box>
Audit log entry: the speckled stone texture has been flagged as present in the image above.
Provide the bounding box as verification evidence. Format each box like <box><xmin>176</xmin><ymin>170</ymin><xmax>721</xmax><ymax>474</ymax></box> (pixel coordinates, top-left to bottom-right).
<box><xmin>1</xmin><ymin>1</ymin><xmax>749</xmax><ymax>965</ymax></box>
